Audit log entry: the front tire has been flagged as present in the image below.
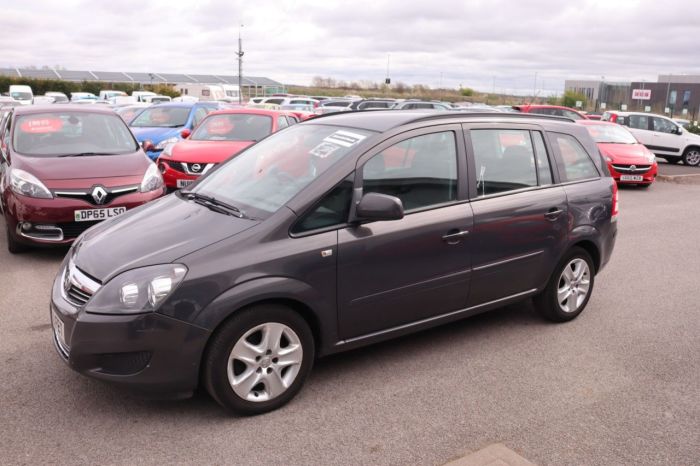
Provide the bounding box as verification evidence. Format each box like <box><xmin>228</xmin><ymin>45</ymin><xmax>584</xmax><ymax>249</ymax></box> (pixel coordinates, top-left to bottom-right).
<box><xmin>534</xmin><ymin>247</ymin><xmax>595</xmax><ymax>322</ymax></box>
<box><xmin>6</xmin><ymin>221</ymin><xmax>28</xmax><ymax>254</ymax></box>
<box><xmin>682</xmin><ymin>148</ymin><xmax>700</xmax><ymax>166</ymax></box>
<box><xmin>203</xmin><ymin>304</ymin><xmax>314</xmax><ymax>415</ymax></box>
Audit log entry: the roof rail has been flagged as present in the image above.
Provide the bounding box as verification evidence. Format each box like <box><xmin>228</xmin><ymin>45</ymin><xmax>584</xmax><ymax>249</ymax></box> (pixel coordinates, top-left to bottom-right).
<box><xmin>407</xmin><ymin>111</ymin><xmax>575</xmax><ymax>125</ymax></box>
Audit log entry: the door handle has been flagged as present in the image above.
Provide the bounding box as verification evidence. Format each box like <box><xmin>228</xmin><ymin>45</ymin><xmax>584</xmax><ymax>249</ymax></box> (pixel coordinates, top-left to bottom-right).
<box><xmin>544</xmin><ymin>208</ymin><xmax>563</xmax><ymax>220</ymax></box>
<box><xmin>442</xmin><ymin>229</ymin><xmax>470</xmax><ymax>243</ymax></box>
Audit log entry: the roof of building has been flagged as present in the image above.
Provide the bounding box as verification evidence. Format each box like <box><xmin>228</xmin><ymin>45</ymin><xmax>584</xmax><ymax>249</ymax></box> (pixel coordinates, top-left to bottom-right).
<box><xmin>0</xmin><ymin>67</ymin><xmax>283</xmax><ymax>87</ymax></box>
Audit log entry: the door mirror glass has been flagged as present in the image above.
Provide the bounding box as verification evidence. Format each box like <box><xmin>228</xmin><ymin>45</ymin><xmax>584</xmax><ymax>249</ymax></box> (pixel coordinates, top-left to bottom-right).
<box><xmin>356</xmin><ymin>192</ymin><xmax>404</xmax><ymax>221</ymax></box>
<box><xmin>141</xmin><ymin>139</ymin><xmax>155</xmax><ymax>152</ymax></box>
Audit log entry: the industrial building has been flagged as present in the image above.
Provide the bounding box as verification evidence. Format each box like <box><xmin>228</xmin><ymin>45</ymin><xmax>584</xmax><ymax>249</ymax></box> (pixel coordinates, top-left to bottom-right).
<box><xmin>0</xmin><ymin>67</ymin><xmax>286</xmax><ymax>97</ymax></box>
<box><xmin>565</xmin><ymin>74</ymin><xmax>700</xmax><ymax>118</ymax></box>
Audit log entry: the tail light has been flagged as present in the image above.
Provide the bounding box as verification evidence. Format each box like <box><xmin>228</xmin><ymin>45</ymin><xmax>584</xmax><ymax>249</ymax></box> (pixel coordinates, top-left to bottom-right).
<box><xmin>611</xmin><ymin>181</ymin><xmax>619</xmax><ymax>221</ymax></box>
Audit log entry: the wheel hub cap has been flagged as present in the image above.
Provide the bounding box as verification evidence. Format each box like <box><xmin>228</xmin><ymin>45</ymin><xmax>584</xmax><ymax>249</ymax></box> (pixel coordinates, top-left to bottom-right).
<box><xmin>226</xmin><ymin>322</ymin><xmax>303</xmax><ymax>403</ymax></box>
<box><xmin>557</xmin><ymin>258</ymin><xmax>591</xmax><ymax>313</ymax></box>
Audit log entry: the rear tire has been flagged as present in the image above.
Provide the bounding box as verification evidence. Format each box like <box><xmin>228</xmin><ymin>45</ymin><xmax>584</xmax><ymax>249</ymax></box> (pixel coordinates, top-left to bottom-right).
<box><xmin>203</xmin><ymin>304</ymin><xmax>314</xmax><ymax>416</ymax></box>
<box><xmin>682</xmin><ymin>148</ymin><xmax>700</xmax><ymax>167</ymax></box>
<box><xmin>534</xmin><ymin>247</ymin><xmax>595</xmax><ymax>322</ymax></box>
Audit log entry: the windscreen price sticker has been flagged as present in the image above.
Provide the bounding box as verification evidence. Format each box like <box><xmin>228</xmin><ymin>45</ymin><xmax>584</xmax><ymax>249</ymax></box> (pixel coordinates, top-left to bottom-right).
<box><xmin>323</xmin><ymin>130</ymin><xmax>367</xmax><ymax>148</ymax></box>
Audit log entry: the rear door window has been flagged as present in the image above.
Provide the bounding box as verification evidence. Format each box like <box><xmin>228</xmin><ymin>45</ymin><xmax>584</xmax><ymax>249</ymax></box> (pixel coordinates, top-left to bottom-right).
<box><xmin>628</xmin><ymin>115</ymin><xmax>649</xmax><ymax>130</ymax></box>
<box><xmin>470</xmin><ymin>129</ymin><xmax>539</xmax><ymax>197</ymax></box>
<box><xmin>277</xmin><ymin>116</ymin><xmax>289</xmax><ymax>129</ymax></box>
<box><xmin>550</xmin><ymin>133</ymin><xmax>599</xmax><ymax>182</ymax></box>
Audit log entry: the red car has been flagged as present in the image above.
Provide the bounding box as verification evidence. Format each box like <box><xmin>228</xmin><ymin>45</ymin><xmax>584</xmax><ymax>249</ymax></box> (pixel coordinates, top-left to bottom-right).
<box><xmin>157</xmin><ymin>108</ymin><xmax>296</xmax><ymax>190</ymax></box>
<box><xmin>578</xmin><ymin>120</ymin><xmax>657</xmax><ymax>187</ymax></box>
<box><xmin>0</xmin><ymin>106</ymin><xmax>165</xmax><ymax>253</ymax></box>
<box><xmin>513</xmin><ymin>104</ymin><xmax>588</xmax><ymax>120</ymax></box>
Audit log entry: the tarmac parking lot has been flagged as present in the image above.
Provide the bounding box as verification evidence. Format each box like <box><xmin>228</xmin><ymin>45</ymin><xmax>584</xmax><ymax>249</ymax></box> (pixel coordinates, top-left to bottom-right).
<box><xmin>657</xmin><ymin>158</ymin><xmax>700</xmax><ymax>176</ymax></box>
<box><xmin>1</xmin><ymin>181</ymin><xmax>698</xmax><ymax>465</ymax></box>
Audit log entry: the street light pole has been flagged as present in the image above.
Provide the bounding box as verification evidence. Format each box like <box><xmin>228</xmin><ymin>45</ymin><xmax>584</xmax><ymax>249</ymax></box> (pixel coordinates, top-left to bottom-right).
<box><xmin>236</xmin><ymin>25</ymin><xmax>244</xmax><ymax>104</ymax></box>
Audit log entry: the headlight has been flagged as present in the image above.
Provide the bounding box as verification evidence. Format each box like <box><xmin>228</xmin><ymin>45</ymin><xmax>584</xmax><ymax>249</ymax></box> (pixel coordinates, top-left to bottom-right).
<box><xmin>86</xmin><ymin>264</ymin><xmax>187</xmax><ymax>314</ymax></box>
<box><xmin>139</xmin><ymin>162</ymin><xmax>164</xmax><ymax>192</ymax></box>
<box><xmin>646</xmin><ymin>151</ymin><xmax>656</xmax><ymax>163</ymax></box>
<box><xmin>162</xmin><ymin>142</ymin><xmax>175</xmax><ymax>157</ymax></box>
<box><xmin>155</xmin><ymin>137</ymin><xmax>180</xmax><ymax>150</ymax></box>
<box><xmin>9</xmin><ymin>168</ymin><xmax>53</xmax><ymax>199</ymax></box>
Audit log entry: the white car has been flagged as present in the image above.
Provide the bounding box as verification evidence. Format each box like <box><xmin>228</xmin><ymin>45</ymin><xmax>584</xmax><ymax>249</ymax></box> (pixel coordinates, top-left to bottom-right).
<box><xmin>602</xmin><ymin>111</ymin><xmax>700</xmax><ymax>166</ymax></box>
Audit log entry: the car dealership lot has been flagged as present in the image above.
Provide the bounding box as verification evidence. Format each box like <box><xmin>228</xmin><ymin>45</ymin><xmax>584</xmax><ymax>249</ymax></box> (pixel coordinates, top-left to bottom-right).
<box><xmin>0</xmin><ymin>182</ymin><xmax>698</xmax><ymax>465</ymax></box>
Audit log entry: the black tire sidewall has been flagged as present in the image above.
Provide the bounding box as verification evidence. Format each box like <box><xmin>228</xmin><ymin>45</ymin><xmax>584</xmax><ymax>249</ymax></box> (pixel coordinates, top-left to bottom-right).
<box><xmin>539</xmin><ymin>248</ymin><xmax>595</xmax><ymax>322</ymax></box>
<box><xmin>204</xmin><ymin>304</ymin><xmax>315</xmax><ymax>416</ymax></box>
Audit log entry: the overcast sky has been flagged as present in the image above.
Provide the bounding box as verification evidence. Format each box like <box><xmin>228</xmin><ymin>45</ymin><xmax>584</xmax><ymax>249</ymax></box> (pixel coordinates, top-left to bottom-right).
<box><xmin>2</xmin><ymin>0</ymin><xmax>700</xmax><ymax>94</ymax></box>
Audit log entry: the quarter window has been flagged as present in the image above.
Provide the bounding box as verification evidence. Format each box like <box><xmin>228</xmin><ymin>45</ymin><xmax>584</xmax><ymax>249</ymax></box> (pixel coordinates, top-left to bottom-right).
<box><xmin>551</xmin><ymin>133</ymin><xmax>599</xmax><ymax>182</ymax></box>
<box><xmin>471</xmin><ymin>129</ymin><xmax>538</xmax><ymax>197</ymax></box>
<box><xmin>292</xmin><ymin>175</ymin><xmax>354</xmax><ymax>234</ymax></box>
<box><xmin>362</xmin><ymin>131</ymin><xmax>458</xmax><ymax>211</ymax></box>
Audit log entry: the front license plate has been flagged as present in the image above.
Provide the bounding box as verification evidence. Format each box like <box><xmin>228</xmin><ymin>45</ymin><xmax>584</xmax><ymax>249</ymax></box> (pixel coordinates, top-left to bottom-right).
<box><xmin>620</xmin><ymin>175</ymin><xmax>643</xmax><ymax>182</ymax></box>
<box><xmin>74</xmin><ymin>207</ymin><xmax>126</xmax><ymax>222</ymax></box>
<box><xmin>52</xmin><ymin>310</ymin><xmax>66</xmax><ymax>349</ymax></box>
<box><xmin>177</xmin><ymin>179</ymin><xmax>195</xmax><ymax>188</ymax></box>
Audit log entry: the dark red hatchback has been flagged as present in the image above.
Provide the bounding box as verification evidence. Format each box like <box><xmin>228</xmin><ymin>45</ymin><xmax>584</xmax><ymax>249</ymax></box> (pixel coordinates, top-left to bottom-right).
<box><xmin>0</xmin><ymin>105</ymin><xmax>165</xmax><ymax>253</ymax></box>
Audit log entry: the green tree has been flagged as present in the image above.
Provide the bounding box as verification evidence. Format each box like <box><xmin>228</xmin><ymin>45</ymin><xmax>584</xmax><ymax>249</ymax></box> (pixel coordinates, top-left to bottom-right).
<box><xmin>561</xmin><ymin>90</ymin><xmax>586</xmax><ymax>109</ymax></box>
<box><xmin>460</xmin><ymin>87</ymin><xmax>474</xmax><ymax>97</ymax></box>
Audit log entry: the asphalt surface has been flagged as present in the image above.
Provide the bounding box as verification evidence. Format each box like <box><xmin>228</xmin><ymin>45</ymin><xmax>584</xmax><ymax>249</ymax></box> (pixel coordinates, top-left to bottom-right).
<box><xmin>656</xmin><ymin>158</ymin><xmax>700</xmax><ymax>176</ymax></box>
<box><xmin>1</xmin><ymin>182</ymin><xmax>699</xmax><ymax>466</ymax></box>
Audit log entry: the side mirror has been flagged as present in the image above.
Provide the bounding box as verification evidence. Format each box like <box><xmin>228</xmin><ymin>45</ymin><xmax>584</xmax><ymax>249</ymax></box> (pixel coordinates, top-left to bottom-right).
<box><xmin>674</xmin><ymin>126</ymin><xmax>683</xmax><ymax>135</ymax></box>
<box><xmin>356</xmin><ymin>192</ymin><xmax>404</xmax><ymax>221</ymax></box>
<box><xmin>141</xmin><ymin>140</ymin><xmax>155</xmax><ymax>152</ymax></box>
<box><xmin>180</xmin><ymin>128</ymin><xmax>191</xmax><ymax>139</ymax></box>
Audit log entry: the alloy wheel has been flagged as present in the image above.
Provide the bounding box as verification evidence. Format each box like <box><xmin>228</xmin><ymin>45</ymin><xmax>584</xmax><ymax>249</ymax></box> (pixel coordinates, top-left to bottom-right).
<box><xmin>557</xmin><ymin>258</ymin><xmax>591</xmax><ymax>313</ymax></box>
<box><xmin>684</xmin><ymin>149</ymin><xmax>700</xmax><ymax>166</ymax></box>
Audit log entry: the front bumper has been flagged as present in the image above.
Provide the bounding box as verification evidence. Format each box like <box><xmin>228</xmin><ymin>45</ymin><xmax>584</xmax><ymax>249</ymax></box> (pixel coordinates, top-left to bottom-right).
<box><xmin>3</xmin><ymin>188</ymin><xmax>164</xmax><ymax>246</ymax></box>
<box><xmin>50</xmin><ymin>267</ymin><xmax>210</xmax><ymax>397</ymax></box>
<box><xmin>157</xmin><ymin>159</ymin><xmax>200</xmax><ymax>190</ymax></box>
<box><xmin>608</xmin><ymin>162</ymin><xmax>658</xmax><ymax>185</ymax></box>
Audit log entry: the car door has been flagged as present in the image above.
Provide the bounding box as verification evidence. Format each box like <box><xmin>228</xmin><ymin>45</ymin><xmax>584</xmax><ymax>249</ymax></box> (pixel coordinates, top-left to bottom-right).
<box><xmin>337</xmin><ymin>125</ymin><xmax>473</xmax><ymax>340</ymax></box>
<box><xmin>624</xmin><ymin>114</ymin><xmax>656</xmax><ymax>149</ymax></box>
<box><xmin>649</xmin><ymin>116</ymin><xmax>684</xmax><ymax>155</ymax></box>
<box><xmin>465</xmin><ymin>125</ymin><xmax>568</xmax><ymax>307</ymax></box>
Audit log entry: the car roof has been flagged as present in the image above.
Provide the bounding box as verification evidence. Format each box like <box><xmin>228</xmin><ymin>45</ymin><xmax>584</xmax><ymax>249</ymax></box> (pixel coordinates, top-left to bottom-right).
<box><xmin>305</xmin><ymin>110</ymin><xmax>575</xmax><ymax>132</ymax></box>
<box><xmin>576</xmin><ymin>120</ymin><xmax>617</xmax><ymax>126</ymax></box>
<box><xmin>11</xmin><ymin>104</ymin><xmax>117</xmax><ymax>116</ymax></box>
<box><xmin>206</xmin><ymin>108</ymin><xmax>290</xmax><ymax>117</ymax></box>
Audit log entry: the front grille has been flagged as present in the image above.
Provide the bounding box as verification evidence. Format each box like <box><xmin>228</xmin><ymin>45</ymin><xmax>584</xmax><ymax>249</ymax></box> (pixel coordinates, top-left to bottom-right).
<box><xmin>67</xmin><ymin>284</ymin><xmax>92</xmax><ymax>306</ymax></box>
<box><xmin>611</xmin><ymin>164</ymin><xmax>651</xmax><ymax>174</ymax></box>
<box><xmin>165</xmin><ymin>161</ymin><xmax>185</xmax><ymax>173</ymax></box>
<box><xmin>54</xmin><ymin>185</ymin><xmax>139</xmax><ymax>206</ymax></box>
<box><xmin>58</xmin><ymin>221</ymin><xmax>101</xmax><ymax>239</ymax></box>
<box><xmin>62</xmin><ymin>261</ymin><xmax>101</xmax><ymax>308</ymax></box>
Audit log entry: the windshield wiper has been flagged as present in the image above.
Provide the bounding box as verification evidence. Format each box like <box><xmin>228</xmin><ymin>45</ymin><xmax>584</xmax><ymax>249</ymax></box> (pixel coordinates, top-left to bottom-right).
<box><xmin>181</xmin><ymin>191</ymin><xmax>246</xmax><ymax>218</ymax></box>
<box><xmin>57</xmin><ymin>152</ymin><xmax>122</xmax><ymax>157</ymax></box>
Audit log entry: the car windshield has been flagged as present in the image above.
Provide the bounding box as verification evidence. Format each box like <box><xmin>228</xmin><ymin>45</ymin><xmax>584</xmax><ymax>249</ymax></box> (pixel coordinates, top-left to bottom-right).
<box><xmin>11</xmin><ymin>92</ymin><xmax>32</xmax><ymax>100</ymax></box>
<box><xmin>192</xmin><ymin>124</ymin><xmax>373</xmax><ymax>219</ymax></box>
<box><xmin>191</xmin><ymin>114</ymin><xmax>273</xmax><ymax>142</ymax></box>
<box><xmin>585</xmin><ymin>124</ymin><xmax>638</xmax><ymax>144</ymax></box>
<box><xmin>130</xmin><ymin>106</ymin><xmax>190</xmax><ymax>127</ymax></box>
<box><xmin>13</xmin><ymin>111</ymin><xmax>138</xmax><ymax>156</ymax></box>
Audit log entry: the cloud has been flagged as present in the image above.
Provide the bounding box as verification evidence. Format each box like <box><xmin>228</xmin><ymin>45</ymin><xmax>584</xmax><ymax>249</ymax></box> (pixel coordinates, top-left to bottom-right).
<box><xmin>1</xmin><ymin>0</ymin><xmax>699</xmax><ymax>94</ymax></box>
